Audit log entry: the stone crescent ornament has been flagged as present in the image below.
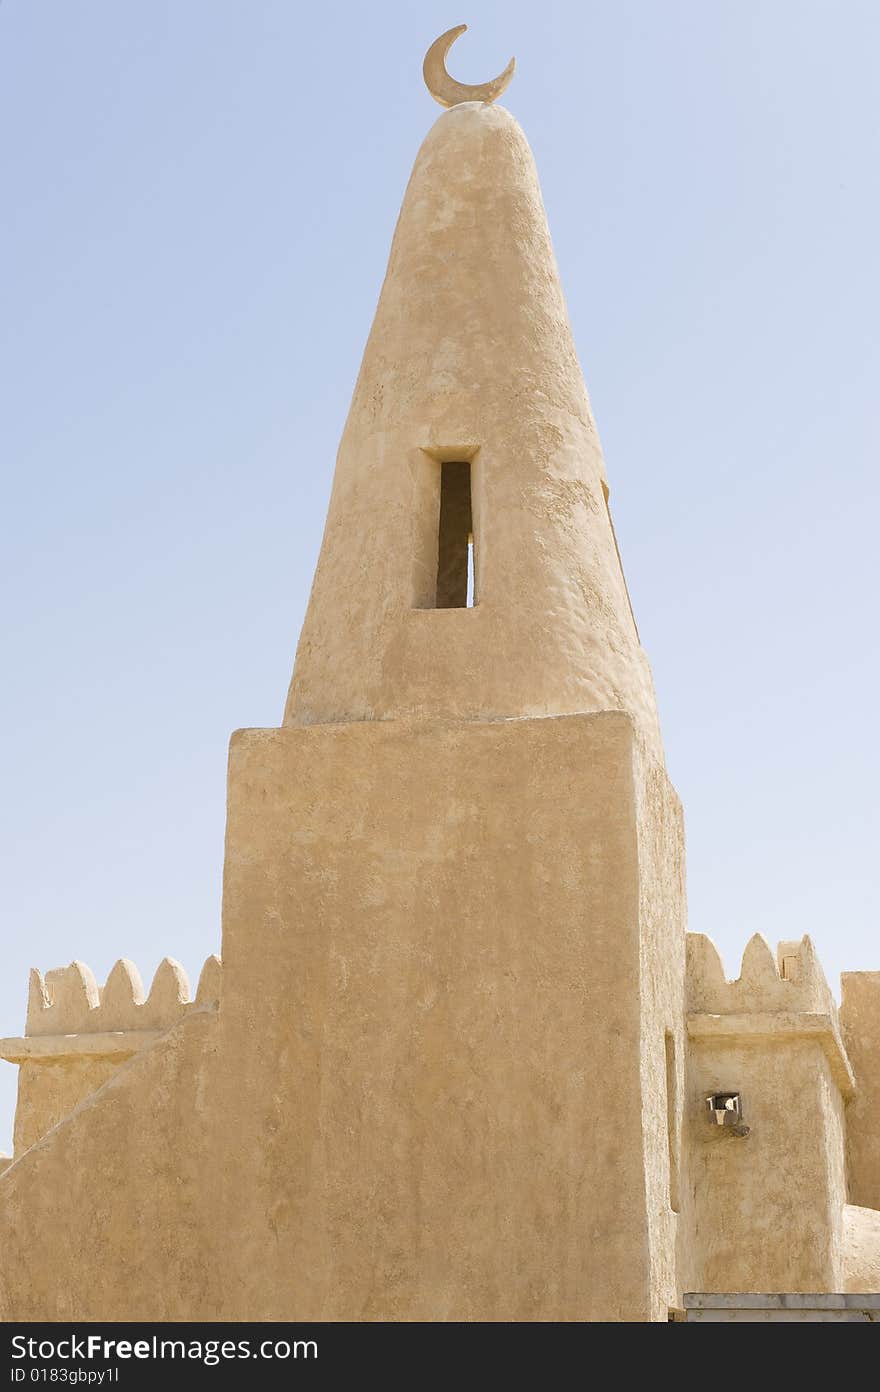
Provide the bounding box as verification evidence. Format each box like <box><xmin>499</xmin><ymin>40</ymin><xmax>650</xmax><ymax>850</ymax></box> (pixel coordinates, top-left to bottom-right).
<box><xmin>423</xmin><ymin>24</ymin><xmax>515</xmax><ymax>108</ymax></box>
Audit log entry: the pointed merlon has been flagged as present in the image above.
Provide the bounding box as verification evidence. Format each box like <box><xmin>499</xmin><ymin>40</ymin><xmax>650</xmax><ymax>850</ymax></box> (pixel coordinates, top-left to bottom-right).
<box><xmin>101</xmin><ymin>958</ymin><xmax>146</xmax><ymax>1032</ymax></box>
<box><xmin>195</xmin><ymin>955</ymin><xmax>222</xmax><ymax>1009</ymax></box>
<box><xmin>739</xmin><ymin>934</ymin><xmax>779</xmax><ymax>989</ymax></box>
<box><xmin>686</xmin><ymin>933</ymin><xmax>727</xmax><ymax>1012</ymax></box>
<box><xmin>25</xmin><ymin>969</ymin><xmax>49</xmax><ymax>1036</ymax></box>
<box><xmin>794</xmin><ymin>934</ymin><xmax>834</xmax><ymax>1013</ymax></box>
<box><xmin>142</xmin><ymin>957</ymin><xmax>190</xmax><ymax>1030</ymax></box>
<box><xmin>28</xmin><ymin>961</ymin><xmax>101</xmax><ymax>1036</ymax></box>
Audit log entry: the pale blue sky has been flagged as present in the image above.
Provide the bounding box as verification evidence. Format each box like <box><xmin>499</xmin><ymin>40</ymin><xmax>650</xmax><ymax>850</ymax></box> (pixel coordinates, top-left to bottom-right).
<box><xmin>2</xmin><ymin>2</ymin><xmax>878</xmax><ymax>1150</ymax></box>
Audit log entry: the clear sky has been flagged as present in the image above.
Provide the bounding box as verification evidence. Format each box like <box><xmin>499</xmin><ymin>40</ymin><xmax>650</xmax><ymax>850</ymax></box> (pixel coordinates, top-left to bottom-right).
<box><xmin>1</xmin><ymin>2</ymin><xmax>878</xmax><ymax>1151</ymax></box>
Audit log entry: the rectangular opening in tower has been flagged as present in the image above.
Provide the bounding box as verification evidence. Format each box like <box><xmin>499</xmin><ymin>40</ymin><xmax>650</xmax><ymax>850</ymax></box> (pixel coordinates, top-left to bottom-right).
<box><xmin>436</xmin><ymin>461</ymin><xmax>474</xmax><ymax>608</ymax></box>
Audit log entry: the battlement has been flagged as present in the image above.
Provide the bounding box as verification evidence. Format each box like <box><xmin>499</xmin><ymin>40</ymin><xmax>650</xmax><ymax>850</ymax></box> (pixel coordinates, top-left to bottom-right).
<box><xmin>0</xmin><ymin>955</ymin><xmax>222</xmax><ymax>1159</ymax></box>
<box><xmin>24</xmin><ymin>954</ymin><xmax>221</xmax><ymax>1039</ymax></box>
<box><xmin>686</xmin><ymin>932</ymin><xmax>836</xmax><ymax>1017</ymax></box>
<box><xmin>686</xmin><ymin>932</ymin><xmax>854</xmax><ymax>1097</ymax></box>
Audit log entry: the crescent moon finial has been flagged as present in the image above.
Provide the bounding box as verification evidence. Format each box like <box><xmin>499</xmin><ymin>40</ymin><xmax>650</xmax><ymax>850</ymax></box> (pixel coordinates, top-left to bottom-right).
<box><xmin>423</xmin><ymin>25</ymin><xmax>515</xmax><ymax>109</ymax></box>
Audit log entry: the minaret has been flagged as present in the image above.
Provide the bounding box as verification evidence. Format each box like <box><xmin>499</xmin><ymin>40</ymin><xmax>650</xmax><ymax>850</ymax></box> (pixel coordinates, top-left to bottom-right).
<box><xmin>284</xmin><ymin>34</ymin><xmax>663</xmax><ymax>762</ymax></box>
<box><xmin>5</xmin><ymin>31</ymin><xmax>880</xmax><ymax>1327</ymax></box>
<box><xmin>217</xmin><ymin>30</ymin><xmax>687</xmax><ymax>1322</ymax></box>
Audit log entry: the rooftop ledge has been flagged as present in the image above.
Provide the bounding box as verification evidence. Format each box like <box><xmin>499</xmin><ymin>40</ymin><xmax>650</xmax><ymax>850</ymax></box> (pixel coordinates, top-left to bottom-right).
<box><xmin>0</xmin><ymin>1030</ymin><xmax>164</xmax><ymax>1064</ymax></box>
<box><xmin>687</xmin><ymin>1011</ymin><xmax>855</xmax><ymax>1097</ymax></box>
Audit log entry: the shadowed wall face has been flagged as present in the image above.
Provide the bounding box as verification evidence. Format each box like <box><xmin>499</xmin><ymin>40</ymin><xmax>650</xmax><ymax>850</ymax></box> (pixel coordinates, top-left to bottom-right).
<box><xmin>840</xmin><ymin>973</ymin><xmax>880</xmax><ymax>1210</ymax></box>
<box><xmin>436</xmin><ymin>462</ymin><xmax>473</xmax><ymax>608</ymax></box>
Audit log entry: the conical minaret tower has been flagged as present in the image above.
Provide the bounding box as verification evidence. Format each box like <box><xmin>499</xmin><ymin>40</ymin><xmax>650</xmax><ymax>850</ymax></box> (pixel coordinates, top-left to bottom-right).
<box><xmin>216</xmin><ymin>31</ymin><xmax>687</xmax><ymax>1323</ymax></box>
<box><xmin>285</xmin><ymin>69</ymin><xmax>662</xmax><ymax>760</ymax></box>
<box><xmin>5</xmin><ymin>31</ymin><xmax>880</xmax><ymax>1328</ymax></box>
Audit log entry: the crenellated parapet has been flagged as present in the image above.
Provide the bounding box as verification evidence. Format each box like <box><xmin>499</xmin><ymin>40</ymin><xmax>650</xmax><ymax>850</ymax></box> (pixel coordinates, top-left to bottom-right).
<box><xmin>686</xmin><ymin>932</ymin><xmax>853</xmax><ymax>1097</ymax></box>
<box><xmin>0</xmin><ymin>955</ymin><xmax>221</xmax><ymax>1067</ymax></box>
<box><xmin>0</xmin><ymin>954</ymin><xmax>222</xmax><ymax>1159</ymax></box>
<box><xmin>687</xmin><ymin>932</ymin><xmax>836</xmax><ymax>1018</ymax></box>
<box><xmin>25</xmin><ymin>955</ymin><xmax>221</xmax><ymax>1037</ymax></box>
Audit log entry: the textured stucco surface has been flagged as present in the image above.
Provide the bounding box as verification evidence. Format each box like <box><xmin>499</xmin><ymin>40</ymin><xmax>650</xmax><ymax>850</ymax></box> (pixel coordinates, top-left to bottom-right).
<box><xmin>680</xmin><ymin>931</ymin><xmax>879</xmax><ymax>1295</ymax></box>
<box><xmin>217</xmin><ymin>712</ymin><xmax>683</xmax><ymax>1321</ymax></box>
<box><xmin>0</xmin><ymin>1012</ymin><xmax>219</xmax><ymax>1320</ymax></box>
<box><xmin>840</xmin><ymin>972</ymin><xmax>880</xmax><ymax>1210</ymax></box>
<box><xmin>0</xmin><ymin>87</ymin><xmax>877</xmax><ymax>1323</ymax></box>
<box><xmin>284</xmin><ymin>102</ymin><xmax>662</xmax><ymax>760</ymax></box>
<box><xmin>842</xmin><ymin>1205</ymin><xmax>880</xmax><ymax>1292</ymax></box>
<box><xmin>684</xmin><ymin>1035</ymin><xmax>847</xmax><ymax>1293</ymax></box>
<box><xmin>0</xmin><ymin>715</ymin><xmax>689</xmax><ymax>1322</ymax></box>
<box><xmin>12</xmin><ymin>1057</ymin><xmax>121</xmax><ymax>1156</ymax></box>
<box><xmin>1</xmin><ymin>953</ymin><xmax>221</xmax><ymax>1158</ymax></box>
<box><xmin>633</xmin><ymin>750</ymin><xmax>687</xmax><ymax>1319</ymax></box>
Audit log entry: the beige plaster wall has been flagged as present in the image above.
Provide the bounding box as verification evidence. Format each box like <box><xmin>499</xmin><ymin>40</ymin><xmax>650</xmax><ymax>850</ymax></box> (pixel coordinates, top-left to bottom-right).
<box><xmin>217</xmin><ymin>712</ymin><xmax>683</xmax><ymax>1320</ymax></box>
<box><xmin>842</xmin><ymin>1205</ymin><xmax>880</xmax><ymax>1293</ymax></box>
<box><xmin>0</xmin><ymin>713</ymin><xmax>686</xmax><ymax>1322</ymax></box>
<box><xmin>0</xmin><ymin>99</ymin><xmax>686</xmax><ymax>1321</ymax></box>
<box><xmin>3</xmin><ymin>82</ymin><xmax>869</xmax><ymax>1321</ymax></box>
<box><xmin>284</xmin><ymin>102</ymin><xmax>662</xmax><ymax>761</ymax></box>
<box><xmin>684</xmin><ymin>1036</ymin><xmax>847</xmax><ymax>1292</ymax></box>
<box><xmin>840</xmin><ymin>971</ymin><xmax>880</xmax><ymax>1210</ymax></box>
<box><xmin>6</xmin><ymin>954</ymin><xmax>222</xmax><ymax>1160</ymax></box>
<box><xmin>13</xmin><ymin>1057</ymin><xmax>121</xmax><ymax>1156</ymax></box>
<box><xmin>682</xmin><ymin>932</ymin><xmax>863</xmax><ymax>1294</ymax></box>
<box><xmin>633</xmin><ymin>749</ymin><xmax>687</xmax><ymax>1319</ymax></box>
<box><xmin>0</xmin><ymin>1012</ymin><xmax>219</xmax><ymax>1321</ymax></box>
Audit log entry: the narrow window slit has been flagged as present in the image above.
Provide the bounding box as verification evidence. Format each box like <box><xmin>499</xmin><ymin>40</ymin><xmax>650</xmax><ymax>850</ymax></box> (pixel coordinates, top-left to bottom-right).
<box><xmin>436</xmin><ymin>461</ymin><xmax>474</xmax><ymax>608</ymax></box>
